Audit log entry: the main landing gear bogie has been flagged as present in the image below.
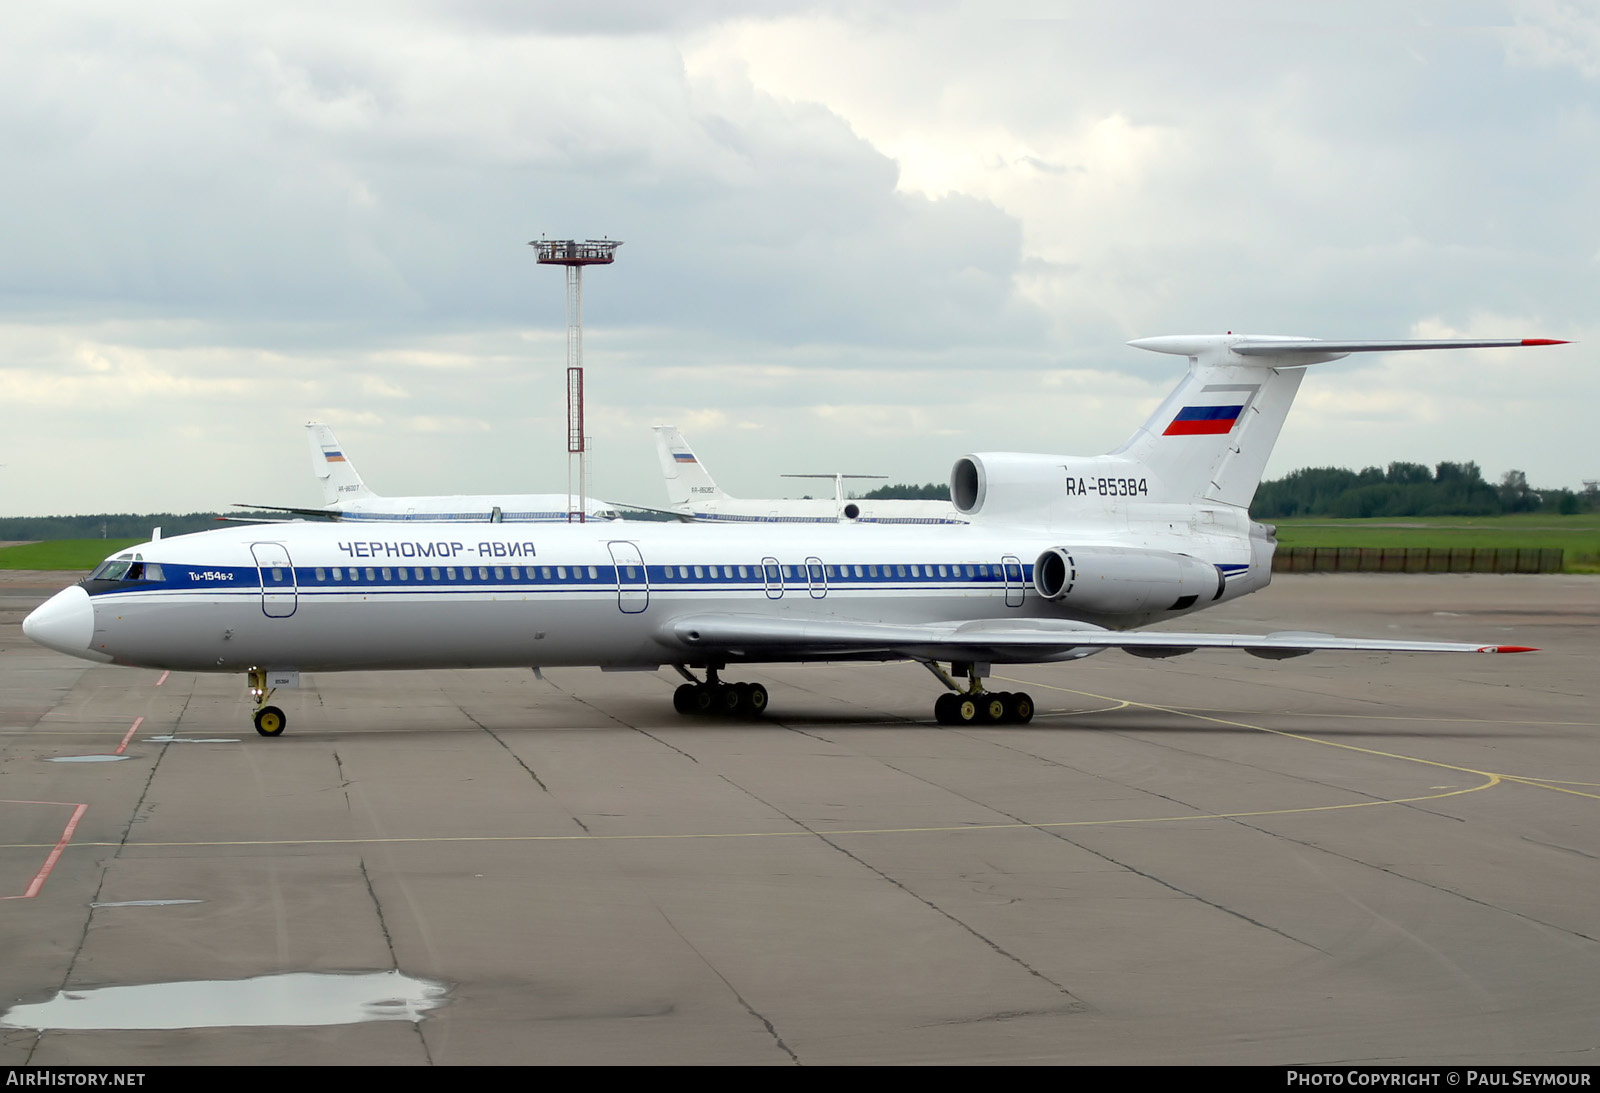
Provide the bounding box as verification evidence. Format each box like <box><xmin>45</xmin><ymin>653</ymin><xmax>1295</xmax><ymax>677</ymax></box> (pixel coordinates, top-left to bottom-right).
<box><xmin>926</xmin><ymin>661</ymin><xmax>1035</xmax><ymax>726</ymax></box>
<box><xmin>673</xmin><ymin>680</ymin><xmax>769</xmax><ymax>718</ymax></box>
<box><xmin>671</xmin><ymin>665</ymin><xmax>768</xmax><ymax>719</ymax></box>
<box><xmin>933</xmin><ymin>690</ymin><xmax>1034</xmax><ymax>725</ymax></box>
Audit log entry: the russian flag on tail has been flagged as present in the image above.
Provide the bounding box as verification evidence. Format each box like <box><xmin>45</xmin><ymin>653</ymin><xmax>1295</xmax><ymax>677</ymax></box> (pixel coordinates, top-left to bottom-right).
<box><xmin>1164</xmin><ymin>404</ymin><xmax>1246</xmax><ymax>436</ymax></box>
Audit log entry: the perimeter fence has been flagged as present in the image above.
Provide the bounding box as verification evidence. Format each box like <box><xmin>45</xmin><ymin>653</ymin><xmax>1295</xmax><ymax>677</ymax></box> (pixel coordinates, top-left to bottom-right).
<box><xmin>1271</xmin><ymin>547</ymin><xmax>1564</xmax><ymax>574</ymax></box>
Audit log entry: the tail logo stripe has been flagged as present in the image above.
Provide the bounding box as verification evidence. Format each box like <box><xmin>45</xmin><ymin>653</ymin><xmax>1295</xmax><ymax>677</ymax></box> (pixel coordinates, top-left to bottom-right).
<box><xmin>1164</xmin><ymin>405</ymin><xmax>1246</xmax><ymax>436</ymax></box>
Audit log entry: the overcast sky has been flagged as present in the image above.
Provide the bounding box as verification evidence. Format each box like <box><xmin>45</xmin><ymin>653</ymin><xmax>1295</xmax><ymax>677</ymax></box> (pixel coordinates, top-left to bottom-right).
<box><xmin>2</xmin><ymin>0</ymin><xmax>1595</xmax><ymax>517</ymax></box>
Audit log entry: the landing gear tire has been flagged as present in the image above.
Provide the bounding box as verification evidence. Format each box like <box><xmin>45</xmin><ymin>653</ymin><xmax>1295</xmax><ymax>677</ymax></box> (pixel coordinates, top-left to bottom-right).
<box><xmin>742</xmin><ymin>683</ymin><xmax>768</xmax><ymax>717</ymax></box>
<box><xmin>979</xmin><ymin>694</ymin><xmax>1008</xmax><ymax>724</ymax></box>
<box><xmin>1006</xmin><ymin>692</ymin><xmax>1035</xmax><ymax>725</ymax></box>
<box><xmin>254</xmin><ymin>706</ymin><xmax>287</xmax><ymax>737</ymax></box>
<box><xmin>954</xmin><ymin>697</ymin><xmax>979</xmax><ymax>725</ymax></box>
<box><xmin>934</xmin><ymin>693</ymin><xmax>958</xmax><ymax>725</ymax></box>
<box><xmin>673</xmin><ymin>683</ymin><xmax>697</xmax><ymax>714</ymax></box>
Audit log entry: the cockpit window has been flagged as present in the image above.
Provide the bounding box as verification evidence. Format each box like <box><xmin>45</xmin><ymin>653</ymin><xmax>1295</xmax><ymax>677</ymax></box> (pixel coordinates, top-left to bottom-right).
<box><xmin>89</xmin><ymin>553</ymin><xmax>163</xmax><ymax>583</ymax></box>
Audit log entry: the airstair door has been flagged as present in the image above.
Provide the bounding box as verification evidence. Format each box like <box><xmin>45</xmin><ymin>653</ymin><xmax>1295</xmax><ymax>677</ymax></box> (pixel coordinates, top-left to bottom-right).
<box><xmin>251</xmin><ymin>542</ymin><xmax>298</xmax><ymax>618</ymax></box>
<box><xmin>1001</xmin><ymin>554</ymin><xmax>1026</xmax><ymax>608</ymax></box>
<box><xmin>607</xmin><ymin>542</ymin><xmax>650</xmax><ymax>614</ymax></box>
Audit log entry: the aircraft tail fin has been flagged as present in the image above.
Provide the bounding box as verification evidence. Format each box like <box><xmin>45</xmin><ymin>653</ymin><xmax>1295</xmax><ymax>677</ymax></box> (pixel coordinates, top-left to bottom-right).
<box><xmin>306</xmin><ymin>422</ymin><xmax>375</xmax><ymax>506</ymax></box>
<box><xmin>654</xmin><ymin>426</ymin><xmax>731</xmax><ymax>507</ymax></box>
<box><xmin>1114</xmin><ymin>335</ymin><xmax>1566</xmax><ymax>509</ymax></box>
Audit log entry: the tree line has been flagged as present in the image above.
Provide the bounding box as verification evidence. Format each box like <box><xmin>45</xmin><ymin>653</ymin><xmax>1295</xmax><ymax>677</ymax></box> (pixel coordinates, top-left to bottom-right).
<box><xmin>1250</xmin><ymin>462</ymin><xmax>1592</xmax><ymax>519</ymax></box>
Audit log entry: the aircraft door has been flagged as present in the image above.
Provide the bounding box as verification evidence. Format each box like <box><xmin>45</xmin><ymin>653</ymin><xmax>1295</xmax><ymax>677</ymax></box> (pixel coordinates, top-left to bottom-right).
<box><xmin>761</xmin><ymin>556</ymin><xmax>784</xmax><ymax>600</ymax></box>
<box><xmin>607</xmin><ymin>541</ymin><xmax>649</xmax><ymax>614</ymax></box>
<box><xmin>251</xmin><ymin>543</ymin><xmax>298</xmax><ymax>619</ymax></box>
<box><xmin>805</xmin><ymin>557</ymin><xmax>827</xmax><ymax>599</ymax></box>
<box><xmin>1001</xmin><ymin>554</ymin><xmax>1025</xmax><ymax>608</ymax></box>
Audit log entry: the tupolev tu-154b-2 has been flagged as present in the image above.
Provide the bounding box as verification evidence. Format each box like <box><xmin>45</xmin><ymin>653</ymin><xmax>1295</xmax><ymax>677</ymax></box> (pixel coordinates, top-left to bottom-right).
<box><xmin>24</xmin><ymin>334</ymin><xmax>1562</xmax><ymax>736</ymax></box>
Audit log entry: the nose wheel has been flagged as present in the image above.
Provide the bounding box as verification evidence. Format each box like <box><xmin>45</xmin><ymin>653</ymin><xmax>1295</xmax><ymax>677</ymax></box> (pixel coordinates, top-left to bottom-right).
<box><xmin>247</xmin><ymin>669</ymin><xmax>288</xmax><ymax>737</ymax></box>
<box><xmin>254</xmin><ymin>705</ymin><xmax>287</xmax><ymax>736</ymax></box>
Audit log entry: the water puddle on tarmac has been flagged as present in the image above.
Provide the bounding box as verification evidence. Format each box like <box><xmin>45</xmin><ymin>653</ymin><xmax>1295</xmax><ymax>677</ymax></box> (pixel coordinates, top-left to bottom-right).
<box><xmin>0</xmin><ymin>971</ymin><xmax>449</xmax><ymax>1030</ymax></box>
<box><xmin>45</xmin><ymin>755</ymin><xmax>128</xmax><ymax>763</ymax></box>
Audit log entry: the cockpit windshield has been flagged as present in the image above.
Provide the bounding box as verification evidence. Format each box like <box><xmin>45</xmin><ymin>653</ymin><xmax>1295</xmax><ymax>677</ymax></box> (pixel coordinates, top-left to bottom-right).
<box><xmin>88</xmin><ymin>553</ymin><xmax>164</xmax><ymax>582</ymax></box>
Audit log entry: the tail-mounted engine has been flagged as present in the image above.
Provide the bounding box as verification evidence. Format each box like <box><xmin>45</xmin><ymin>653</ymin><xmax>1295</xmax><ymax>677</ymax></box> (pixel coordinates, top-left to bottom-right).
<box><xmin>951</xmin><ymin>453</ymin><xmax>1077</xmax><ymax>520</ymax></box>
<box><xmin>1033</xmin><ymin>546</ymin><xmax>1224</xmax><ymax>615</ymax></box>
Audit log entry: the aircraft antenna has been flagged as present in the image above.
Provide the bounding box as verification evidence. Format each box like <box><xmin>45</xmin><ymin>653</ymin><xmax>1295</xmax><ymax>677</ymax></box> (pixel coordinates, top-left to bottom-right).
<box><xmin>531</xmin><ymin>238</ymin><xmax>622</xmax><ymax>522</ymax></box>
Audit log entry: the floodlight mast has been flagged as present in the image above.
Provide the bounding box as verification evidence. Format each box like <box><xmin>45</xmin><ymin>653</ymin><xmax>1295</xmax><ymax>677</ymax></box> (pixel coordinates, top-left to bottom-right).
<box><xmin>530</xmin><ymin>239</ymin><xmax>621</xmax><ymax>522</ymax></box>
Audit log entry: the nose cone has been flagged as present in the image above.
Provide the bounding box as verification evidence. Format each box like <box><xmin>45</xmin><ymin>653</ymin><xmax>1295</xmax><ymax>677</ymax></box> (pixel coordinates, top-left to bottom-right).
<box><xmin>24</xmin><ymin>586</ymin><xmax>111</xmax><ymax>663</ymax></box>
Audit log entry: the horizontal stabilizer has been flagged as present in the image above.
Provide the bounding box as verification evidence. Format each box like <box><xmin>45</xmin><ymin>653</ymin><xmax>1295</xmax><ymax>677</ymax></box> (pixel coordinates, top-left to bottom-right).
<box><xmin>234</xmin><ymin>503</ymin><xmax>340</xmax><ymax>521</ymax></box>
<box><xmin>1130</xmin><ymin>334</ymin><xmax>1569</xmax><ymax>360</ymax></box>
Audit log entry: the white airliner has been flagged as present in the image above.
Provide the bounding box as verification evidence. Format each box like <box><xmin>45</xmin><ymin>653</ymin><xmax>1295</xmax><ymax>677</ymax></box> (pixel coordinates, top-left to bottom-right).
<box><xmin>654</xmin><ymin>426</ymin><xmax>963</xmax><ymax>524</ymax></box>
<box><xmin>26</xmin><ymin>334</ymin><xmax>1561</xmax><ymax>737</ymax></box>
<box><xmin>240</xmin><ymin>422</ymin><xmax>621</xmax><ymax>523</ymax></box>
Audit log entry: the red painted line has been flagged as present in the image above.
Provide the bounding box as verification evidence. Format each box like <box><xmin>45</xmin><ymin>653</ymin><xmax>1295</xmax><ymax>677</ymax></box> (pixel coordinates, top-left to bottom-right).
<box><xmin>0</xmin><ymin>802</ymin><xmax>89</xmax><ymax>900</ymax></box>
<box><xmin>156</xmin><ymin>670</ymin><xmax>170</xmax><ymax>686</ymax></box>
<box><xmin>114</xmin><ymin>716</ymin><xmax>145</xmax><ymax>755</ymax></box>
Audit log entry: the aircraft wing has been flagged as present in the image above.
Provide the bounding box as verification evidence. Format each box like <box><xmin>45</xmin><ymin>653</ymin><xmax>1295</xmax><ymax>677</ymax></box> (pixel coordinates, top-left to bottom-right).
<box><xmin>660</xmin><ymin>614</ymin><xmax>1534</xmax><ymax>663</ymax></box>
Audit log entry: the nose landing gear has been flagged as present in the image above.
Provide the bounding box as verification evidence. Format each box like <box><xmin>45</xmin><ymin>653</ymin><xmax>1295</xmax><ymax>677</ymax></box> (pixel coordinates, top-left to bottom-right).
<box><xmin>926</xmin><ymin>662</ymin><xmax>1034</xmax><ymax>726</ymax></box>
<box><xmin>248</xmin><ymin>668</ymin><xmax>287</xmax><ymax>737</ymax></box>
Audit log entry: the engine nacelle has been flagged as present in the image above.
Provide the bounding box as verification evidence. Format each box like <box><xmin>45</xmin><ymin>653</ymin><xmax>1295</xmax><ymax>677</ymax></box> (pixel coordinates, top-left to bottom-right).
<box><xmin>951</xmin><ymin>453</ymin><xmax>1072</xmax><ymax>520</ymax></box>
<box><xmin>1033</xmin><ymin>546</ymin><xmax>1224</xmax><ymax>615</ymax></box>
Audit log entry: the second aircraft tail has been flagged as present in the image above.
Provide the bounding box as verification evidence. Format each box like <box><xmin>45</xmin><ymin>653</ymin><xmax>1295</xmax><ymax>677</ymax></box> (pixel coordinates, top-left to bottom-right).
<box><xmin>306</xmin><ymin>422</ymin><xmax>375</xmax><ymax>507</ymax></box>
<box><xmin>654</xmin><ymin>426</ymin><xmax>733</xmax><ymax>509</ymax></box>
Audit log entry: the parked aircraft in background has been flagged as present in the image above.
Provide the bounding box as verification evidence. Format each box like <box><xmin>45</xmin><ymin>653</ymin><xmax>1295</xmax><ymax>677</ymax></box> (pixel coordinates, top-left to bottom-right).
<box><xmin>238</xmin><ymin>422</ymin><xmax>621</xmax><ymax>523</ymax></box>
<box><xmin>654</xmin><ymin>426</ymin><xmax>963</xmax><ymax>524</ymax></box>
<box><xmin>28</xmin><ymin>334</ymin><xmax>1561</xmax><ymax>736</ymax></box>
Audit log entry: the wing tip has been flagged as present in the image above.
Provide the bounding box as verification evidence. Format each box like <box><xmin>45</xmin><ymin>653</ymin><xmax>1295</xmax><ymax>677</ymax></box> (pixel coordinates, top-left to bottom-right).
<box><xmin>1478</xmin><ymin>645</ymin><xmax>1539</xmax><ymax>653</ymax></box>
<box><xmin>1520</xmin><ymin>339</ymin><xmax>1569</xmax><ymax>346</ymax></box>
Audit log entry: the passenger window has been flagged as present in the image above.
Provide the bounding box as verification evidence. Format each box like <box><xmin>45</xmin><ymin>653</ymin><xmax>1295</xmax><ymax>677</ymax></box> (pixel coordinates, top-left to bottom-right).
<box><xmin>315</xmin><ymin>568</ymin><xmax>326</xmax><ymax>581</ymax></box>
<box><xmin>868</xmin><ymin>565</ymin><xmax>878</xmax><ymax>578</ymax></box>
<box><xmin>365</xmin><ymin>568</ymin><xmax>376</xmax><ymax>581</ymax></box>
<box><xmin>381</xmin><ymin>567</ymin><xmax>392</xmax><ymax>580</ymax></box>
<box><xmin>397</xmin><ymin>568</ymin><xmax>408</xmax><ymax>582</ymax></box>
<box><xmin>494</xmin><ymin>567</ymin><xmax>504</xmax><ymax>580</ymax></box>
<box><xmin>854</xmin><ymin>565</ymin><xmax>863</xmax><ymax>578</ymax></box>
<box><xmin>349</xmin><ymin>568</ymin><xmax>360</xmax><ymax>582</ymax></box>
<box><xmin>510</xmin><ymin>567</ymin><xmax>520</xmax><ymax>580</ymax></box>
<box><xmin>557</xmin><ymin>567</ymin><xmax>567</xmax><ymax>579</ymax></box>
<box><xmin>332</xmin><ymin>568</ymin><xmax>343</xmax><ymax>582</ymax></box>
<box><xmin>446</xmin><ymin>567</ymin><xmax>457</xmax><ymax>580</ymax></box>
<box><xmin>679</xmin><ymin>566</ymin><xmax>688</xmax><ymax>578</ymax></box>
<box><xmin>588</xmin><ymin>566</ymin><xmax>598</xmax><ymax>580</ymax></box>
<box><xmin>897</xmin><ymin>565</ymin><xmax>906</xmax><ymax>578</ymax></box>
<box><xmin>431</xmin><ymin>567</ymin><xmax>441</xmax><ymax>580</ymax></box>
<box><xmin>738</xmin><ymin>566</ymin><xmax>748</xmax><ymax>579</ymax></box>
